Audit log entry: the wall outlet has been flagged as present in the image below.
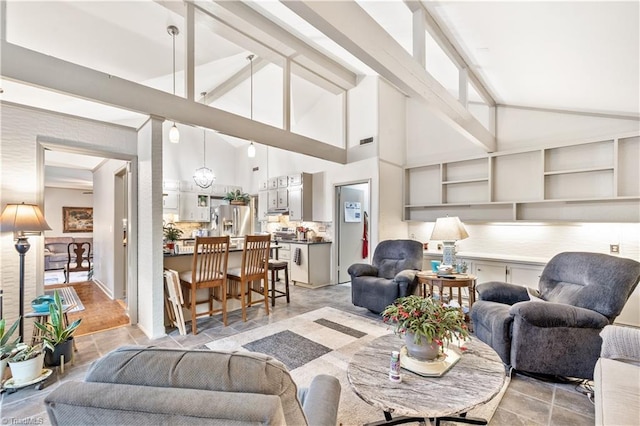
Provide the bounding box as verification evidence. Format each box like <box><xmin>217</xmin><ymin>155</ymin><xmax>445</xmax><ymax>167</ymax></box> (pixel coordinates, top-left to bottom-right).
<box><xmin>610</xmin><ymin>244</ymin><xmax>620</xmax><ymax>254</ymax></box>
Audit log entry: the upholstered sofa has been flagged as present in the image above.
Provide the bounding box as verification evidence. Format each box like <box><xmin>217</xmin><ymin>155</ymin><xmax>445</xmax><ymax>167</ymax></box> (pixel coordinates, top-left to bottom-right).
<box><xmin>44</xmin><ymin>237</ymin><xmax>92</xmax><ymax>270</ymax></box>
<box><xmin>45</xmin><ymin>346</ymin><xmax>341</xmax><ymax>425</ymax></box>
<box><xmin>349</xmin><ymin>239</ymin><xmax>423</xmax><ymax>314</ymax></box>
<box><xmin>595</xmin><ymin>325</ymin><xmax>640</xmax><ymax>425</ymax></box>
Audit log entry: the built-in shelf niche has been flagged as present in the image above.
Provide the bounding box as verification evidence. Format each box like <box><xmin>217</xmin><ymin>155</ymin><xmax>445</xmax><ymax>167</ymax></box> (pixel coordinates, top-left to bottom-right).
<box><xmin>404</xmin><ymin>133</ymin><xmax>640</xmax><ymax>223</ymax></box>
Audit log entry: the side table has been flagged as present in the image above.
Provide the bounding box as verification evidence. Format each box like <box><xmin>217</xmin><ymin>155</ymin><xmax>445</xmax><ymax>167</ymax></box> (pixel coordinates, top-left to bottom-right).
<box><xmin>416</xmin><ymin>272</ymin><xmax>477</xmax><ymax>311</ymax></box>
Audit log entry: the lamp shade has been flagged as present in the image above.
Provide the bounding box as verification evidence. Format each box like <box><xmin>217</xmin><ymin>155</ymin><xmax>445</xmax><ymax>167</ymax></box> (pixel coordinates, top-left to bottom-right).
<box><xmin>169</xmin><ymin>123</ymin><xmax>180</xmax><ymax>144</ymax></box>
<box><xmin>0</xmin><ymin>203</ymin><xmax>51</xmax><ymax>234</ymax></box>
<box><xmin>430</xmin><ymin>216</ymin><xmax>468</xmax><ymax>241</ymax></box>
<box><xmin>247</xmin><ymin>142</ymin><xmax>256</xmax><ymax>158</ymax></box>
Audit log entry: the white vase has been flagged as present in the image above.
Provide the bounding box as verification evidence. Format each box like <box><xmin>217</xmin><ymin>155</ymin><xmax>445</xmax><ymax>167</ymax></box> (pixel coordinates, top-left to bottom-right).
<box><xmin>0</xmin><ymin>357</ymin><xmax>7</xmax><ymax>381</ymax></box>
<box><xmin>8</xmin><ymin>352</ymin><xmax>44</xmax><ymax>384</ymax></box>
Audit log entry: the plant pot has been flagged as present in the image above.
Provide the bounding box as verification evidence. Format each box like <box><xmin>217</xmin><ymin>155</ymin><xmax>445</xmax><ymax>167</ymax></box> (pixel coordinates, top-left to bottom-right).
<box><xmin>44</xmin><ymin>338</ymin><xmax>74</xmax><ymax>367</ymax></box>
<box><xmin>229</xmin><ymin>201</ymin><xmax>246</xmax><ymax>205</ymax></box>
<box><xmin>0</xmin><ymin>357</ymin><xmax>8</xmax><ymax>381</ymax></box>
<box><xmin>405</xmin><ymin>332</ymin><xmax>440</xmax><ymax>361</ymax></box>
<box><xmin>9</xmin><ymin>352</ymin><xmax>44</xmax><ymax>384</ymax></box>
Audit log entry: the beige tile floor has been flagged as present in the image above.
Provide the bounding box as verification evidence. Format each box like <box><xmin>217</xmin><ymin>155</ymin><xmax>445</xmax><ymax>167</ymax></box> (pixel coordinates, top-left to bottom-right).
<box><xmin>1</xmin><ymin>283</ymin><xmax>595</xmax><ymax>425</ymax></box>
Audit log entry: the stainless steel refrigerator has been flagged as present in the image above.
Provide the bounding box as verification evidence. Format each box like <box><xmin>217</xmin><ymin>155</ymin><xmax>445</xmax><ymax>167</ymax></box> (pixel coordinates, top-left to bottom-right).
<box><xmin>212</xmin><ymin>204</ymin><xmax>252</xmax><ymax>237</ymax></box>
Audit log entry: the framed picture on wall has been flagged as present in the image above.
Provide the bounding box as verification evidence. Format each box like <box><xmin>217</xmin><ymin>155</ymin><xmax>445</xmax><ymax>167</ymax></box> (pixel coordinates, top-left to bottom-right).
<box><xmin>63</xmin><ymin>207</ymin><xmax>93</xmax><ymax>233</ymax></box>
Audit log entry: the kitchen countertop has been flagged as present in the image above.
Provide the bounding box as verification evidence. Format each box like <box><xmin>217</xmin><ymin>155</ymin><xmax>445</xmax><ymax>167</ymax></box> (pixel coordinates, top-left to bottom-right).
<box><xmin>285</xmin><ymin>240</ymin><xmax>332</xmax><ymax>245</ymax></box>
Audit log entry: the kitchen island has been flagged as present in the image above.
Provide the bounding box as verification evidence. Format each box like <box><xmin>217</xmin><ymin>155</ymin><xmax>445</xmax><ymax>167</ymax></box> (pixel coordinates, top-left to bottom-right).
<box><xmin>288</xmin><ymin>241</ymin><xmax>332</xmax><ymax>289</ymax></box>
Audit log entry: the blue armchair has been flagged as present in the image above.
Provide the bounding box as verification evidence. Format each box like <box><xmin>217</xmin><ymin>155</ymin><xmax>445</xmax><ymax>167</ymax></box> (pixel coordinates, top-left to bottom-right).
<box><xmin>348</xmin><ymin>240</ymin><xmax>423</xmax><ymax>314</ymax></box>
<box><xmin>471</xmin><ymin>252</ymin><xmax>640</xmax><ymax>380</ymax></box>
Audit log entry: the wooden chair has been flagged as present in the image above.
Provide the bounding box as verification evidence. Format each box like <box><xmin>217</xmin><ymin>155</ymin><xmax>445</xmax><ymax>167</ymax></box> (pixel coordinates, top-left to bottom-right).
<box><xmin>164</xmin><ymin>269</ymin><xmax>187</xmax><ymax>336</ymax></box>
<box><xmin>226</xmin><ymin>235</ymin><xmax>271</xmax><ymax>322</ymax></box>
<box><xmin>65</xmin><ymin>242</ymin><xmax>91</xmax><ymax>283</ymax></box>
<box><xmin>178</xmin><ymin>236</ymin><xmax>230</xmax><ymax>334</ymax></box>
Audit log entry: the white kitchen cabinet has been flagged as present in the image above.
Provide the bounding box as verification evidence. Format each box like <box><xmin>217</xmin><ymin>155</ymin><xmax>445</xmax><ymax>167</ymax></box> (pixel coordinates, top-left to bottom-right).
<box><xmin>277</xmin><ymin>176</ymin><xmax>289</xmax><ymax>188</ymax></box>
<box><xmin>268</xmin><ymin>178</ymin><xmax>278</xmax><ymax>190</ymax></box>
<box><xmin>257</xmin><ymin>191</ymin><xmax>268</xmax><ymax>221</ymax></box>
<box><xmin>510</xmin><ymin>264</ymin><xmax>544</xmax><ymax>287</ymax></box>
<box><xmin>268</xmin><ymin>190</ymin><xmax>278</xmax><ymax>210</ymax></box>
<box><xmin>259</xmin><ymin>180</ymin><xmax>269</xmax><ymax>191</ymax></box>
<box><xmin>472</xmin><ymin>260</ymin><xmax>544</xmax><ymax>287</ymax></box>
<box><xmin>288</xmin><ymin>173</ymin><xmax>313</xmax><ymax>221</ymax></box>
<box><xmin>163</xmin><ymin>190</ymin><xmax>179</xmax><ymax>213</ymax></box>
<box><xmin>163</xmin><ymin>179</ymin><xmax>180</xmax><ymax>191</ymax></box>
<box><xmin>277</xmin><ymin>188</ymin><xmax>288</xmax><ymax>210</ymax></box>
<box><xmin>179</xmin><ymin>192</ymin><xmax>210</xmax><ymax>222</ymax></box>
<box><xmin>290</xmin><ymin>243</ymin><xmax>331</xmax><ymax>288</ymax></box>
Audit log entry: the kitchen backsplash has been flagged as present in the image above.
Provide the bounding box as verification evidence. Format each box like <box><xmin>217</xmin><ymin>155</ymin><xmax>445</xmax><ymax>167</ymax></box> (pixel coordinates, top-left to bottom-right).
<box><xmin>264</xmin><ymin>215</ymin><xmax>332</xmax><ymax>241</ymax></box>
<box><xmin>409</xmin><ymin>222</ymin><xmax>640</xmax><ymax>261</ymax></box>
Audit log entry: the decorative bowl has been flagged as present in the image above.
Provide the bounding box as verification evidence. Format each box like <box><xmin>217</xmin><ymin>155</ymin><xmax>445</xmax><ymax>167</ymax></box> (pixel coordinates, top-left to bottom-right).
<box><xmin>31</xmin><ymin>295</ymin><xmax>55</xmax><ymax>313</ymax></box>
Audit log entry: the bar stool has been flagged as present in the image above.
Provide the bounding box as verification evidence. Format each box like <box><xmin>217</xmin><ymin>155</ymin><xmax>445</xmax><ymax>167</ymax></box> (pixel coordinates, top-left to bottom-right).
<box><xmin>268</xmin><ymin>259</ymin><xmax>290</xmax><ymax>307</ymax></box>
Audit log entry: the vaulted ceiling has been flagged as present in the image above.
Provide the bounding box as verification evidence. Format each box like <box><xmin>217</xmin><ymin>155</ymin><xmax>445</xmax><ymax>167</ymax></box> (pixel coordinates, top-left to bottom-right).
<box><xmin>2</xmin><ymin>1</ymin><xmax>638</xmax><ymax>149</ymax></box>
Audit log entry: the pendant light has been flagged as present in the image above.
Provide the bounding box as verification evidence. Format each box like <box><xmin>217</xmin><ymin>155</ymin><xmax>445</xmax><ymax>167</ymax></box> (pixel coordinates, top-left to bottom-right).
<box><xmin>247</xmin><ymin>54</ymin><xmax>256</xmax><ymax>158</ymax></box>
<box><xmin>193</xmin><ymin>93</ymin><xmax>215</xmax><ymax>189</ymax></box>
<box><xmin>168</xmin><ymin>25</ymin><xmax>180</xmax><ymax>144</ymax></box>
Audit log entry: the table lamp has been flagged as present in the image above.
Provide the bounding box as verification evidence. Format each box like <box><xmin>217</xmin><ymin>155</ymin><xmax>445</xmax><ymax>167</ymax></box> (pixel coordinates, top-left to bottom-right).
<box><xmin>0</xmin><ymin>202</ymin><xmax>51</xmax><ymax>342</ymax></box>
<box><xmin>430</xmin><ymin>216</ymin><xmax>469</xmax><ymax>267</ymax></box>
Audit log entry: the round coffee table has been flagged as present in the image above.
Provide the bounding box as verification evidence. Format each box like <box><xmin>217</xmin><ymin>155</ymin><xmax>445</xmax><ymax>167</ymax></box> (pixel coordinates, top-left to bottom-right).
<box><xmin>347</xmin><ymin>333</ymin><xmax>506</xmax><ymax>425</ymax></box>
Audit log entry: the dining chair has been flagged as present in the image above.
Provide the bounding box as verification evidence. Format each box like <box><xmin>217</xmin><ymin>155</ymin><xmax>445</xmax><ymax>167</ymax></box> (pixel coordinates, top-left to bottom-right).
<box><xmin>178</xmin><ymin>236</ymin><xmax>230</xmax><ymax>334</ymax></box>
<box><xmin>65</xmin><ymin>241</ymin><xmax>92</xmax><ymax>283</ymax></box>
<box><xmin>226</xmin><ymin>235</ymin><xmax>271</xmax><ymax>322</ymax></box>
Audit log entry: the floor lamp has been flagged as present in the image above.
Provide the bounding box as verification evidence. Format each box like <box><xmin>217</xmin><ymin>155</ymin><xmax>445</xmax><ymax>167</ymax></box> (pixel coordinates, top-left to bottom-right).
<box><xmin>0</xmin><ymin>203</ymin><xmax>51</xmax><ymax>342</ymax></box>
<box><xmin>430</xmin><ymin>216</ymin><xmax>469</xmax><ymax>267</ymax></box>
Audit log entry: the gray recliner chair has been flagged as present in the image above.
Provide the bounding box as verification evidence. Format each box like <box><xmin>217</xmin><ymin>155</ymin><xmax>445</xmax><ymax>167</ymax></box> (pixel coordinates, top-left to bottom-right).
<box><xmin>471</xmin><ymin>252</ymin><xmax>640</xmax><ymax>380</ymax></box>
<box><xmin>45</xmin><ymin>347</ymin><xmax>341</xmax><ymax>425</ymax></box>
<box><xmin>349</xmin><ymin>239</ymin><xmax>423</xmax><ymax>314</ymax></box>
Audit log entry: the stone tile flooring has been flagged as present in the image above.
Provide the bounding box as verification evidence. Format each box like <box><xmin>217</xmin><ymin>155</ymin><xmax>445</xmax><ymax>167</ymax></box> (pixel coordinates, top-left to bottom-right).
<box><xmin>1</xmin><ymin>283</ymin><xmax>595</xmax><ymax>425</ymax></box>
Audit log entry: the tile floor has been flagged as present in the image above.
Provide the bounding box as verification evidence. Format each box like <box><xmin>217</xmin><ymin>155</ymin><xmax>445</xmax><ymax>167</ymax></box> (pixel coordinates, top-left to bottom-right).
<box><xmin>0</xmin><ymin>283</ymin><xmax>595</xmax><ymax>425</ymax></box>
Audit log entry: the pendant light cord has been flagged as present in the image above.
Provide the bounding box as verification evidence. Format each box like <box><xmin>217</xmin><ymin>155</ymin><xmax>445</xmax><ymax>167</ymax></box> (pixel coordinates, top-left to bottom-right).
<box><xmin>248</xmin><ymin>54</ymin><xmax>254</xmax><ymax>120</ymax></box>
<box><xmin>172</xmin><ymin>32</ymin><xmax>176</xmax><ymax>96</ymax></box>
<box><xmin>202</xmin><ymin>92</ymin><xmax>207</xmax><ymax>166</ymax></box>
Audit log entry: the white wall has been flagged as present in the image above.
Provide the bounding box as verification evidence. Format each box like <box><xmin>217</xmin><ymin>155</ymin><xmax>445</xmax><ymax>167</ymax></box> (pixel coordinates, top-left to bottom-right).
<box><xmin>1</xmin><ymin>102</ymin><xmax>137</xmax><ymax>338</ymax></box>
<box><xmin>92</xmin><ymin>159</ymin><xmax>128</xmax><ymax>297</ymax></box>
<box><xmin>292</xmin><ymin>90</ymin><xmax>344</xmax><ymax>147</ymax></box>
<box><xmin>378</xmin><ymin>161</ymin><xmax>407</xmax><ymax>241</ymax></box>
<box><xmin>407</xmin><ymin>98</ymin><xmax>487</xmax><ymax>165</ymax></box>
<box><xmin>348</xmin><ymin>76</ymin><xmax>378</xmax><ymax>163</ymax></box>
<box><xmin>378</xmin><ymin>78</ymin><xmax>406</xmax><ymax>166</ymax></box>
<box><xmin>497</xmin><ymin>106</ymin><xmax>640</xmax><ymax>151</ymax></box>
<box><xmin>162</xmin><ymin>122</ymin><xmax>238</xmax><ymax>188</ymax></box>
<box><xmin>43</xmin><ymin>188</ymin><xmax>93</xmax><ymax>237</ymax></box>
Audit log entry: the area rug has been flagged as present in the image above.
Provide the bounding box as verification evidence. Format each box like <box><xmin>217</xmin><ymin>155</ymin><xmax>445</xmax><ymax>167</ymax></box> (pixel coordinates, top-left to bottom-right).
<box><xmin>44</xmin><ymin>270</ymin><xmax>92</xmax><ymax>286</ymax></box>
<box><xmin>44</xmin><ymin>286</ymin><xmax>85</xmax><ymax>313</ymax></box>
<box><xmin>205</xmin><ymin>307</ymin><xmax>509</xmax><ymax>425</ymax></box>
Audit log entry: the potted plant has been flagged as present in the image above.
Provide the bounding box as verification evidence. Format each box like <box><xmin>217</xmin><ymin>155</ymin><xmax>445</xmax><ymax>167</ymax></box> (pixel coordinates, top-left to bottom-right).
<box><xmin>0</xmin><ymin>318</ymin><xmax>20</xmax><ymax>380</ymax></box>
<box><xmin>34</xmin><ymin>290</ymin><xmax>81</xmax><ymax>366</ymax></box>
<box><xmin>223</xmin><ymin>189</ymin><xmax>251</xmax><ymax>205</ymax></box>
<box><xmin>8</xmin><ymin>343</ymin><xmax>44</xmax><ymax>384</ymax></box>
<box><xmin>163</xmin><ymin>223</ymin><xmax>183</xmax><ymax>252</ymax></box>
<box><xmin>381</xmin><ymin>295</ymin><xmax>469</xmax><ymax>361</ymax></box>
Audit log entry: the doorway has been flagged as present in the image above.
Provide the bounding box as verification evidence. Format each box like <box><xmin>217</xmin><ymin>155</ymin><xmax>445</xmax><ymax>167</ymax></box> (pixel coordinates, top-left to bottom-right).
<box><xmin>114</xmin><ymin>166</ymin><xmax>129</xmax><ymax>311</ymax></box>
<box><xmin>41</xmin><ymin>141</ymin><xmax>135</xmax><ymax>334</ymax></box>
<box><xmin>335</xmin><ymin>182</ymin><xmax>370</xmax><ymax>284</ymax></box>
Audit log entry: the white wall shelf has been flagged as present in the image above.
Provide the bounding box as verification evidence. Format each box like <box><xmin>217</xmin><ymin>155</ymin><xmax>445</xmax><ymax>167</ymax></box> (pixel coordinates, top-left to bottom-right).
<box><xmin>404</xmin><ymin>133</ymin><xmax>640</xmax><ymax>223</ymax></box>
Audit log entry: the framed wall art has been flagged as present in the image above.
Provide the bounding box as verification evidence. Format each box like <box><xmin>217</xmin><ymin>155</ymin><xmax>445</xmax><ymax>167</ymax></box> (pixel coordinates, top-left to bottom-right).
<box><xmin>63</xmin><ymin>207</ymin><xmax>93</xmax><ymax>233</ymax></box>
